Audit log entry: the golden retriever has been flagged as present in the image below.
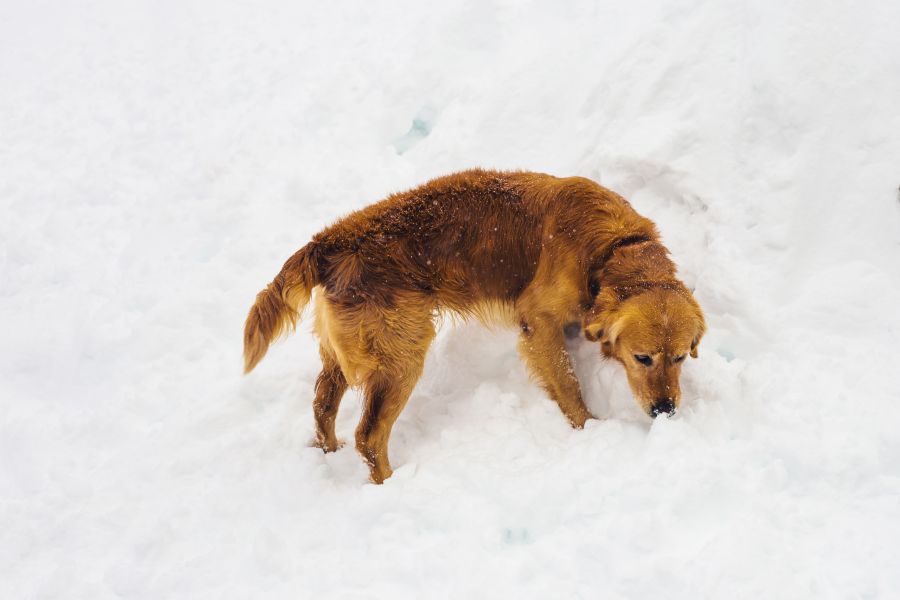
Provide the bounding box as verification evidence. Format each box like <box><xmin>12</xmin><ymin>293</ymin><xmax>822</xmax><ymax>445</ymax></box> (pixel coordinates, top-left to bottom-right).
<box><xmin>243</xmin><ymin>169</ymin><xmax>705</xmax><ymax>483</ymax></box>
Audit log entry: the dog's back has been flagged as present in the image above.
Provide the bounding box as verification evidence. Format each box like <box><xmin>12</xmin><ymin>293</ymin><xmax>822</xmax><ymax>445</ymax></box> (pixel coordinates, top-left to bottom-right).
<box><xmin>308</xmin><ymin>169</ymin><xmax>650</xmax><ymax>313</ymax></box>
<box><xmin>310</xmin><ymin>169</ymin><xmax>545</xmax><ymax>314</ymax></box>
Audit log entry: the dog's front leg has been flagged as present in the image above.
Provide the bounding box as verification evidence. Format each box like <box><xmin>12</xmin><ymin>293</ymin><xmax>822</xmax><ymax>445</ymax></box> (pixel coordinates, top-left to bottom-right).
<box><xmin>517</xmin><ymin>317</ymin><xmax>593</xmax><ymax>428</ymax></box>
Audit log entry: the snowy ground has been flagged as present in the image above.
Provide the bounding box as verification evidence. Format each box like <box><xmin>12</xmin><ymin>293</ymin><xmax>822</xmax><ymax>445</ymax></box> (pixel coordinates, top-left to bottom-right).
<box><xmin>3</xmin><ymin>1</ymin><xmax>900</xmax><ymax>598</ymax></box>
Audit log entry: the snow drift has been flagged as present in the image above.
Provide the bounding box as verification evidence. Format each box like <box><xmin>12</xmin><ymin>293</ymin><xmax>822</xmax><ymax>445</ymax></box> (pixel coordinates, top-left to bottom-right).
<box><xmin>2</xmin><ymin>0</ymin><xmax>900</xmax><ymax>598</ymax></box>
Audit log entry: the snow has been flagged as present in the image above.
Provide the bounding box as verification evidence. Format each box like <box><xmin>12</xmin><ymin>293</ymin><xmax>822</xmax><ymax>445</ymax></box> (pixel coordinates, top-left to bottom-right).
<box><xmin>3</xmin><ymin>0</ymin><xmax>900</xmax><ymax>597</ymax></box>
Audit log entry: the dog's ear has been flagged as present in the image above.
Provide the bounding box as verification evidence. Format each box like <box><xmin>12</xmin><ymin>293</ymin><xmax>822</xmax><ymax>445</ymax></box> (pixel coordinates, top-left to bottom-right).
<box><xmin>585</xmin><ymin>317</ymin><xmax>626</xmax><ymax>345</ymax></box>
<box><xmin>584</xmin><ymin>320</ymin><xmax>603</xmax><ymax>342</ymax></box>
<box><xmin>584</xmin><ymin>289</ymin><xmax>621</xmax><ymax>343</ymax></box>
<box><xmin>689</xmin><ymin>310</ymin><xmax>706</xmax><ymax>358</ymax></box>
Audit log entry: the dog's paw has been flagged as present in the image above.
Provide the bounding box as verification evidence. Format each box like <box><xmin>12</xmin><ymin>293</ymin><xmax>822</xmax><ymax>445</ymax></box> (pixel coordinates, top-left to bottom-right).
<box><xmin>568</xmin><ymin>410</ymin><xmax>594</xmax><ymax>429</ymax></box>
<box><xmin>582</xmin><ymin>416</ymin><xmax>603</xmax><ymax>430</ymax></box>
<box><xmin>368</xmin><ymin>465</ymin><xmax>393</xmax><ymax>484</ymax></box>
<box><xmin>310</xmin><ymin>437</ymin><xmax>345</xmax><ymax>453</ymax></box>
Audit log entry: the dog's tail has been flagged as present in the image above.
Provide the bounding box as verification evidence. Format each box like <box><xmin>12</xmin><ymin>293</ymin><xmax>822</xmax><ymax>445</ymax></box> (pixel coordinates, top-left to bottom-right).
<box><xmin>243</xmin><ymin>243</ymin><xmax>320</xmax><ymax>374</ymax></box>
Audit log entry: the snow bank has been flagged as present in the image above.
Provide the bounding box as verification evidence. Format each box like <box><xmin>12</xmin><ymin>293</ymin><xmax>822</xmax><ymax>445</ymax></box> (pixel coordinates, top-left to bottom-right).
<box><xmin>2</xmin><ymin>0</ymin><xmax>900</xmax><ymax>598</ymax></box>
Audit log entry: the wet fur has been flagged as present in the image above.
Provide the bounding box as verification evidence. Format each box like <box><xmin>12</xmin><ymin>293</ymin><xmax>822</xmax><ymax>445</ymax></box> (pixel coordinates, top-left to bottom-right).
<box><xmin>243</xmin><ymin>169</ymin><xmax>705</xmax><ymax>483</ymax></box>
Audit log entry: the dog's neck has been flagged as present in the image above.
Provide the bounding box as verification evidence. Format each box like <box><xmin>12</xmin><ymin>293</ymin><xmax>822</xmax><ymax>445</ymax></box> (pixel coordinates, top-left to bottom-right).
<box><xmin>593</xmin><ymin>235</ymin><xmax>682</xmax><ymax>300</ymax></box>
<box><xmin>595</xmin><ymin>234</ymin><xmax>654</xmax><ymax>268</ymax></box>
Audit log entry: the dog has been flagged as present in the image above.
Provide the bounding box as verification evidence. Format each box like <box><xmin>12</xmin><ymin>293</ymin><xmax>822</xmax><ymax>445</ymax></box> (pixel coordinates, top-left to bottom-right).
<box><xmin>243</xmin><ymin>169</ymin><xmax>705</xmax><ymax>483</ymax></box>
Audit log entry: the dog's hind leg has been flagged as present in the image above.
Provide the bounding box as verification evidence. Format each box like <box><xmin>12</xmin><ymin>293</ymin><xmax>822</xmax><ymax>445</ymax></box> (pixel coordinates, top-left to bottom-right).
<box><xmin>355</xmin><ymin>366</ymin><xmax>422</xmax><ymax>484</ymax></box>
<box><xmin>354</xmin><ymin>301</ymin><xmax>435</xmax><ymax>483</ymax></box>
<box><xmin>517</xmin><ymin>316</ymin><xmax>593</xmax><ymax>428</ymax></box>
<box><xmin>312</xmin><ymin>345</ymin><xmax>348</xmax><ymax>453</ymax></box>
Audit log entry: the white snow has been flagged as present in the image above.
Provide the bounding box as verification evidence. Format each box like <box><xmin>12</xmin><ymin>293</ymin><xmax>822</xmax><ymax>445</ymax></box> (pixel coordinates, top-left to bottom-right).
<box><xmin>3</xmin><ymin>1</ymin><xmax>900</xmax><ymax>598</ymax></box>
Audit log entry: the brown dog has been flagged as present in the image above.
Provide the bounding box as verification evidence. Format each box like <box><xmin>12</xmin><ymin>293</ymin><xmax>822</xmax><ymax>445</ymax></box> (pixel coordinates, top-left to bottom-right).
<box><xmin>243</xmin><ymin>169</ymin><xmax>705</xmax><ymax>483</ymax></box>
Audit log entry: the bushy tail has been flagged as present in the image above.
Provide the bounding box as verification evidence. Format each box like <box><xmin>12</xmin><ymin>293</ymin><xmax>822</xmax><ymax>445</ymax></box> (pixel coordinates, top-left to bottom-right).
<box><xmin>243</xmin><ymin>243</ymin><xmax>320</xmax><ymax>373</ymax></box>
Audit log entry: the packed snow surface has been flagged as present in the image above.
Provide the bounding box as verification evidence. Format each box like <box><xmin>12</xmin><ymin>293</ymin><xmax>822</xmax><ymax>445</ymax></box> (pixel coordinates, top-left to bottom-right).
<box><xmin>3</xmin><ymin>1</ymin><xmax>900</xmax><ymax>598</ymax></box>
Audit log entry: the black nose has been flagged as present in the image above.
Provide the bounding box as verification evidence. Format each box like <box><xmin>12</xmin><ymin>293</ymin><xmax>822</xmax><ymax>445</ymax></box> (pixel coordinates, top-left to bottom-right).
<box><xmin>650</xmin><ymin>398</ymin><xmax>676</xmax><ymax>418</ymax></box>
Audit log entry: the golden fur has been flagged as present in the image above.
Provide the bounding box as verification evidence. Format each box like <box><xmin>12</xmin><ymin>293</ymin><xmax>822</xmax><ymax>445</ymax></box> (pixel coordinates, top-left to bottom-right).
<box><xmin>243</xmin><ymin>169</ymin><xmax>705</xmax><ymax>483</ymax></box>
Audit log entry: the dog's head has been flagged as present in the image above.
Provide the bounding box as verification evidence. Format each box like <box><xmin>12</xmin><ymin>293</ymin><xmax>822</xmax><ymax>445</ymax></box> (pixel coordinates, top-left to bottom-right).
<box><xmin>584</xmin><ymin>284</ymin><xmax>705</xmax><ymax>418</ymax></box>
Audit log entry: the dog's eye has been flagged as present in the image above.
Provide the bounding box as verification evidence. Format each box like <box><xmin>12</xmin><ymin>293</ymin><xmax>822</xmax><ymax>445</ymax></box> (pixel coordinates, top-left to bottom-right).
<box><xmin>634</xmin><ymin>354</ymin><xmax>652</xmax><ymax>366</ymax></box>
<box><xmin>673</xmin><ymin>355</ymin><xmax>686</xmax><ymax>363</ymax></box>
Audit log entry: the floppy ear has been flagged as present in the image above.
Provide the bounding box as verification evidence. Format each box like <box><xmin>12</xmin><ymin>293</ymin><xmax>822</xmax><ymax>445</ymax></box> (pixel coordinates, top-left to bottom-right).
<box><xmin>584</xmin><ymin>319</ymin><xmax>603</xmax><ymax>342</ymax></box>
<box><xmin>583</xmin><ymin>288</ymin><xmax>615</xmax><ymax>342</ymax></box>
<box><xmin>584</xmin><ymin>316</ymin><xmax>627</xmax><ymax>345</ymax></box>
<box><xmin>584</xmin><ymin>289</ymin><xmax>626</xmax><ymax>345</ymax></box>
<box><xmin>690</xmin><ymin>312</ymin><xmax>706</xmax><ymax>358</ymax></box>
